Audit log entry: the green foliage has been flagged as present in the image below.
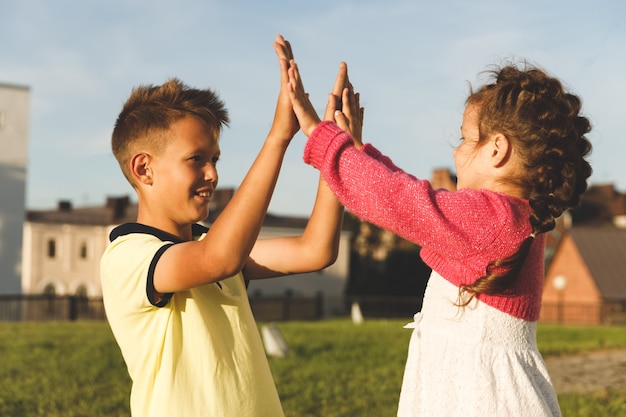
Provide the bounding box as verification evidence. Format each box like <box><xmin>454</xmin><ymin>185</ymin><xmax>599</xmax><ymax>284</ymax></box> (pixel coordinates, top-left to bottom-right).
<box><xmin>343</xmin><ymin>213</ymin><xmax>431</xmax><ymax>298</ymax></box>
<box><xmin>0</xmin><ymin>320</ymin><xmax>625</xmax><ymax>416</ymax></box>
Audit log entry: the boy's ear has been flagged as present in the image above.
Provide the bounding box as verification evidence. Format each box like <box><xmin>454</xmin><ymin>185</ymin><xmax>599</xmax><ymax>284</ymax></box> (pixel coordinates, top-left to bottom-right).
<box><xmin>130</xmin><ymin>153</ymin><xmax>153</xmax><ymax>185</ymax></box>
<box><xmin>490</xmin><ymin>133</ymin><xmax>512</xmax><ymax>167</ymax></box>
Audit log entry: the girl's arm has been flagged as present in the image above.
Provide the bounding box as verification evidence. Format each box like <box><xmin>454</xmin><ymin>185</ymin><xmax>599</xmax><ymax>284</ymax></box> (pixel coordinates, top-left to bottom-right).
<box><xmin>303</xmin><ymin>121</ymin><xmax>529</xmax><ymax>259</ymax></box>
<box><xmin>286</xmin><ymin>57</ymin><xmax>523</xmax><ymax>263</ymax></box>
<box><xmin>244</xmin><ymin>62</ymin><xmax>362</xmax><ymax>279</ymax></box>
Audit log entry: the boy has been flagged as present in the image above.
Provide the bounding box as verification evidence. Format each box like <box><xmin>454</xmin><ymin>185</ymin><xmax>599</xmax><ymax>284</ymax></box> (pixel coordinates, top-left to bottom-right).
<box><xmin>100</xmin><ymin>35</ymin><xmax>359</xmax><ymax>416</ymax></box>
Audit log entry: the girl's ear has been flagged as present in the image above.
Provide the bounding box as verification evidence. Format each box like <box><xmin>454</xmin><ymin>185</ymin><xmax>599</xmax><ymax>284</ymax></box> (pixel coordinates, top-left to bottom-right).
<box><xmin>130</xmin><ymin>153</ymin><xmax>153</xmax><ymax>185</ymax></box>
<box><xmin>490</xmin><ymin>133</ymin><xmax>512</xmax><ymax>167</ymax></box>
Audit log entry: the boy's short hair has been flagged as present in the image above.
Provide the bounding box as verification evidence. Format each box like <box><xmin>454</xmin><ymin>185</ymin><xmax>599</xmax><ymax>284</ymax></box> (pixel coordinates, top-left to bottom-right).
<box><xmin>112</xmin><ymin>77</ymin><xmax>229</xmax><ymax>184</ymax></box>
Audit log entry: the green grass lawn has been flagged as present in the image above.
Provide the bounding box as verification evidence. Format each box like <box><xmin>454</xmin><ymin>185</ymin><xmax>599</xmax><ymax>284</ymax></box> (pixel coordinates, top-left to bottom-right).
<box><xmin>0</xmin><ymin>320</ymin><xmax>624</xmax><ymax>416</ymax></box>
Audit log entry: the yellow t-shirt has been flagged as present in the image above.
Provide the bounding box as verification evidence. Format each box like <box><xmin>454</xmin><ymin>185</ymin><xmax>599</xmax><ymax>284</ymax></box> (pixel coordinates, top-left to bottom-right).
<box><xmin>100</xmin><ymin>223</ymin><xmax>284</xmax><ymax>417</ymax></box>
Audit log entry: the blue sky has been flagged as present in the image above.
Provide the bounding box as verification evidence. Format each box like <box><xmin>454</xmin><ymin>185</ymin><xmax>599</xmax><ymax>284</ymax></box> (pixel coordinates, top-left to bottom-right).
<box><xmin>2</xmin><ymin>0</ymin><xmax>625</xmax><ymax>216</ymax></box>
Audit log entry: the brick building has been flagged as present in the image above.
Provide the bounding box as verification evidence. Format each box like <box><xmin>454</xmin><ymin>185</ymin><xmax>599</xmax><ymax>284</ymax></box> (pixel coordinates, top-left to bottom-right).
<box><xmin>542</xmin><ymin>227</ymin><xmax>626</xmax><ymax>325</ymax></box>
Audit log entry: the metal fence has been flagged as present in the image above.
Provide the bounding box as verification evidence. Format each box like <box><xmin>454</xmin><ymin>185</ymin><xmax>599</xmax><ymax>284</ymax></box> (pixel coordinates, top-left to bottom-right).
<box><xmin>0</xmin><ymin>295</ymin><xmax>106</xmax><ymax>321</ymax></box>
<box><xmin>3</xmin><ymin>295</ymin><xmax>624</xmax><ymax>325</ymax></box>
<box><xmin>250</xmin><ymin>294</ymin><xmax>324</xmax><ymax>321</ymax></box>
<box><xmin>540</xmin><ymin>301</ymin><xmax>626</xmax><ymax>325</ymax></box>
<box><xmin>0</xmin><ymin>294</ymin><xmax>325</xmax><ymax>322</ymax></box>
<box><xmin>0</xmin><ymin>294</ymin><xmax>416</xmax><ymax>322</ymax></box>
<box><xmin>345</xmin><ymin>295</ymin><xmax>423</xmax><ymax>318</ymax></box>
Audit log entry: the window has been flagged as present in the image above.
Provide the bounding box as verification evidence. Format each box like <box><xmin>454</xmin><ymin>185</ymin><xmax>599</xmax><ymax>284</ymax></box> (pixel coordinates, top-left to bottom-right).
<box><xmin>43</xmin><ymin>284</ymin><xmax>56</xmax><ymax>296</ymax></box>
<box><xmin>43</xmin><ymin>284</ymin><xmax>57</xmax><ymax>317</ymax></box>
<box><xmin>75</xmin><ymin>285</ymin><xmax>88</xmax><ymax>298</ymax></box>
<box><xmin>79</xmin><ymin>242</ymin><xmax>88</xmax><ymax>259</ymax></box>
<box><xmin>47</xmin><ymin>239</ymin><xmax>56</xmax><ymax>258</ymax></box>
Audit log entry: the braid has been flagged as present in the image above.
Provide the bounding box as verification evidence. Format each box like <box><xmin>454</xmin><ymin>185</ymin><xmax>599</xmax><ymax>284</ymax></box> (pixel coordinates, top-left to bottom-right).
<box><xmin>458</xmin><ymin>63</ymin><xmax>592</xmax><ymax>304</ymax></box>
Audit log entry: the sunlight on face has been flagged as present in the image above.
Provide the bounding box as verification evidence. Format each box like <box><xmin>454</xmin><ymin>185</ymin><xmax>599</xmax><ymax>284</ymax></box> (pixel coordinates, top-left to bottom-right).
<box><xmin>146</xmin><ymin>116</ymin><xmax>221</xmax><ymax>235</ymax></box>
<box><xmin>453</xmin><ymin>105</ymin><xmax>483</xmax><ymax>190</ymax></box>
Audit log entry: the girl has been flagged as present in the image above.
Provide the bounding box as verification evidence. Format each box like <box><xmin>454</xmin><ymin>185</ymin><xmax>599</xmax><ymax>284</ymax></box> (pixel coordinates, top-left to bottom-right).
<box><xmin>287</xmin><ymin>61</ymin><xmax>592</xmax><ymax>416</ymax></box>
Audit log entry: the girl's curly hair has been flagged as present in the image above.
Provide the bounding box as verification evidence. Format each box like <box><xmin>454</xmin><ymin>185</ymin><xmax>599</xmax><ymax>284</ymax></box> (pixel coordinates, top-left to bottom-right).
<box><xmin>459</xmin><ymin>63</ymin><xmax>592</xmax><ymax>303</ymax></box>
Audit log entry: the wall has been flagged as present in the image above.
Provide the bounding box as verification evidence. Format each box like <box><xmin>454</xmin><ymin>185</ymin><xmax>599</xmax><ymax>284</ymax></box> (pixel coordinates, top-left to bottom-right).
<box><xmin>0</xmin><ymin>83</ymin><xmax>30</xmax><ymax>293</ymax></box>
<box><xmin>244</xmin><ymin>226</ymin><xmax>352</xmax><ymax>317</ymax></box>
<box><xmin>22</xmin><ymin>222</ymin><xmax>111</xmax><ymax>296</ymax></box>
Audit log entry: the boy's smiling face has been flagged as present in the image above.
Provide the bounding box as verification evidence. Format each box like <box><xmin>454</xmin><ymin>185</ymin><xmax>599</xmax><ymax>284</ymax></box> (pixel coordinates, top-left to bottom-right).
<box><xmin>146</xmin><ymin>115</ymin><xmax>221</xmax><ymax>235</ymax></box>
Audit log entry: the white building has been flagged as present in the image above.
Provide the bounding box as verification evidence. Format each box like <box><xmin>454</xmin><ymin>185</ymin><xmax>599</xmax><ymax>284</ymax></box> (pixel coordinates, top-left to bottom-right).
<box><xmin>22</xmin><ymin>196</ymin><xmax>134</xmax><ymax>297</ymax></box>
<box><xmin>22</xmin><ymin>191</ymin><xmax>352</xmax><ymax>315</ymax></box>
<box><xmin>246</xmin><ymin>223</ymin><xmax>351</xmax><ymax>316</ymax></box>
<box><xmin>0</xmin><ymin>83</ymin><xmax>30</xmax><ymax>294</ymax></box>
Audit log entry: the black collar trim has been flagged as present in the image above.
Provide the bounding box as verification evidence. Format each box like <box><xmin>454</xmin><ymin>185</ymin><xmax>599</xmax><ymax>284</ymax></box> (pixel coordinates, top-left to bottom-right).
<box><xmin>109</xmin><ymin>223</ymin><xmax>209</xmax><ymax>243</ymax></box>
<box><xmin>108</xmin><ymin>223</ymin><xmax>212</xmax><ymax>308</ymax></box>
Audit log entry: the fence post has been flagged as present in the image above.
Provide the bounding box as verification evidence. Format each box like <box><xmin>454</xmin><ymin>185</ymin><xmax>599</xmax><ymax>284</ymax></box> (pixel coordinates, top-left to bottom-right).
<box><xmin>282</xmin><ymin>294</ymin><xmax>289</xmax><ymax>321</ymax></box>
<box><xmin>69</xmin><ymin>296</ymin><xmax>78</xmax><ymax>321</ymax></box>
<box><xmin>315</xmin><ymin>292</ymin><xmax>324</xmax><ymax>319</ymax></box>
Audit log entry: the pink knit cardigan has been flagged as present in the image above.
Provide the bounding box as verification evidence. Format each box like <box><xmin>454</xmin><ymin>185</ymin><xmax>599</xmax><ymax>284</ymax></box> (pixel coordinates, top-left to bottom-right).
<box><xmin>304</xmin><ymin>122</ymin><xmax>546</xmax><ymax>321</ymax></box>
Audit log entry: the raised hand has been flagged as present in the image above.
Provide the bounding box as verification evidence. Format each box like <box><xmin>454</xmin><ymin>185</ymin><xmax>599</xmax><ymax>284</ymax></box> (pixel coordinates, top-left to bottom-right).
<box><xmin>323</xmin><ymin>62</ymin><xmax>349</xmax><ymax>121</ymax></box>
<box><xmin>327</xmin><ymin>62</ymin><xmax>364</xmax><ymax>148</ymax></box>
<box><xmin>286</xmin><ymin>55</ymin><xmax>364</xmax><ymax>147</ymax></box>
<box><xmin>270</xmin><ymin>34</ymin><xmax>299</xmax><ymax>141</ymax></box>
<box><xmin>286</xmin><ymin>58</ymin><xmax>322</xmax><ymax>137</ymax></box>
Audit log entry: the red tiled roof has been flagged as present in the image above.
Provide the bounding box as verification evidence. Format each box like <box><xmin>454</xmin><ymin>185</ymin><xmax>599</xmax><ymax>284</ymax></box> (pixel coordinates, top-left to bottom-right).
<box><xmin>570</xmin><ymin>227</ymin><xmax>626</xmax><ymax>300</ymax></box>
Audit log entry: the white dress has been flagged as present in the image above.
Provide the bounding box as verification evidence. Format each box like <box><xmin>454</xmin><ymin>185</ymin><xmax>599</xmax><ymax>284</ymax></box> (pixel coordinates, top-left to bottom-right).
<box><xmin>397</xmin><ymin>272</ymin><xmax>561</xmax><ymax>417</ymax></box>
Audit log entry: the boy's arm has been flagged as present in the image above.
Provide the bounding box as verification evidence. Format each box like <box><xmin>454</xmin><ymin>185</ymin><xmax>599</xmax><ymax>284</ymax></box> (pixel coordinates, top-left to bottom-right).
<box><xmin>243</xmin><ymin>176</ymin><xmax>344</xmax><ymax>279</ymax></box>
<box><xmin>153</xmin><ymin>35</ymin><xmax>298</xmax><ymax>293</ymax></box>
<box><xmin>244</xmin><ymin>63</ymin><xmax>363</xmax><ymax>279</ymax></box>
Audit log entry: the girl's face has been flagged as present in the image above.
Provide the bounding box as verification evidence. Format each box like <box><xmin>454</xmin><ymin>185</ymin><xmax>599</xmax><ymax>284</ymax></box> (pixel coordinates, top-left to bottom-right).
<box><xmin>453</xmin><ymin>105</ymin><xmax>492</xmax><ymax>190</ymax></box>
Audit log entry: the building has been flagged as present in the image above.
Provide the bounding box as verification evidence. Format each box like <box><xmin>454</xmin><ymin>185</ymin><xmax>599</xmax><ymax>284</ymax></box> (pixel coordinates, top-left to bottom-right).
<box><xmin>571</xmin><ymin>183</ymin><xmax>626</xmax><ymax>227</ymax></box>
<box><xmin>21</xmin><ymin>191</ymin><xmax>352</xmax><ymax>316</ymax></box>
<box><xmin>246</xmin><ymin>221</ymin><xmax>351</xmax><ymax>316</ymax></box>
<box><xmin>541</xmin><ymin>227</ymin><xmax>626</xmax><ymax>325</ymax></box>
<box><xmin>22</xmin><ymin>196</ymin><xmax>135</xmax><ymax>296</ymax></box>
<box><xmin>0</xmin><ymin>83</ymin><xmax>30</xmax><ymax>294</ymax></box>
